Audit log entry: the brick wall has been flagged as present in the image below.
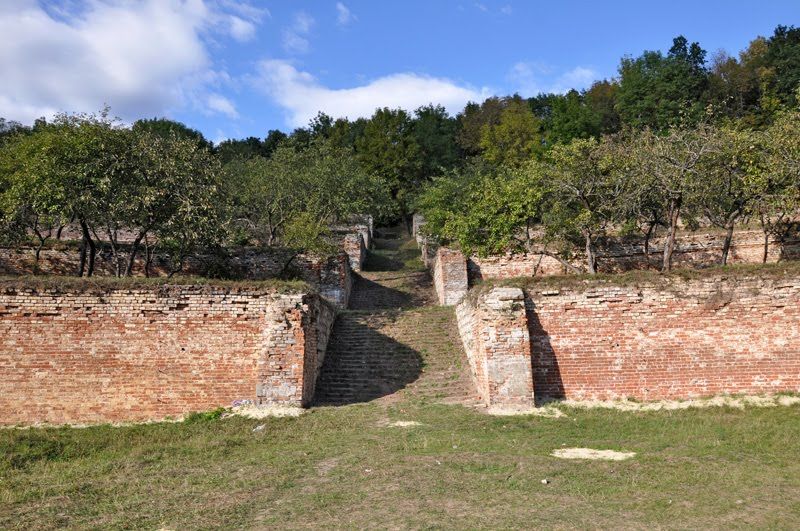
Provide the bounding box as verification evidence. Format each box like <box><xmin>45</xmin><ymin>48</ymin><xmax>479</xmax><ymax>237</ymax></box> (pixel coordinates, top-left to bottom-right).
<box><xmin>0</xmin><ymin>281</ymin><xmax>336</xmax><ymax>425</ymax></box>
<box><xmin>432</xmin><ymin>247</ymin><xmax>468</xmax><ymax>306</ymax></box>
<box><xmin>455</xmin><ymin>272</ymin><xmax>800</xmax><ymax>404</ymax></box>
<box><xmin>0</xmin><ymin>247</ymin><xmax>353</xmax><ymax>309</ymax></box>
<box><xmin>468</xmin><ymin>230</ymin><xmax>800</xmax><ymax>283</ymax></box>
<box><xmin>455</xmin><ymin>287</ymin><xmax>534</xmax><ymax>407</ymax></box>
<box><xmin>340</xmin><ymin>233</ymin><xmax>367</xmax><ymax>272</ymax></box>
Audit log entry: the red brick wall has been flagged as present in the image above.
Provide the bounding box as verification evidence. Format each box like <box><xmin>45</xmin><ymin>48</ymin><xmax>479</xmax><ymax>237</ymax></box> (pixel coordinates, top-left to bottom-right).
<box><xmin>0</xmin><ymin>247</ymin><xmax>353</xmax><ymax>309</ymax></box>
<box><xmin>0</xmin><ymin>283</ymin><xmax>334</xmax><ymax>425</ymax></box>
<box><xmin>455</xmin><ymin>273</ymin><xmax>800</xmax><ymax>404</ymax></box>
<box><xmin>526</xmin><ymin>276</ymin><xmax>800</xmax><ymax>401</ymax></box>
<box><xmin>432</xmin><ymin>247</ymin><xmax>468</xmax><ymax>306</ymax></box>
<box><xmin>455</xmin><ymin>287</ymin><xmax>534</xmax><ymax>407</ymax></box>
<box><xmin>467</xmin><ymin>230</ymin><xmax>800</xmax><ymax>283</ymax></box>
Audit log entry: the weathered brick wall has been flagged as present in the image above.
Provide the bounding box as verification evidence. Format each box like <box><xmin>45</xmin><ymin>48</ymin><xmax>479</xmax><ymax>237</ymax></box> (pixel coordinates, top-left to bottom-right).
<box><xmin>468</xmin><ymin>230</ymin><xmax>800</xmax><ymax>283</ymax></box>
<box><xmin>455</xmin><ymin>287</ymin><xmax>534</xmax><ymax>407</ymax></box>
<box><xmin>526</xmin><ymin>275</ymin><xmax>800</xmax><ymax>401</ymax></box>
<box><xmin>0</xmin><ymin>282</ymin><xmax>336</xmax><ymax>425</ymax></box>
<box><xmin>432</xmin><ymin>247</ymin><xmax>468</xmax><ymax>306</ymax></box>
<box><xmin>340</xmin><ymin>233</ymin><xmax>367</xmax><ymax>272</ymax></box>
<box><xmin>0</xmin><ymin>247</ymin><xmax>353</xmax><ymax>309</ymax></box>
<box><xmin>456</xmin><ymin>272</ymin><xmax>800</xmax><ymax>404</ymax></box>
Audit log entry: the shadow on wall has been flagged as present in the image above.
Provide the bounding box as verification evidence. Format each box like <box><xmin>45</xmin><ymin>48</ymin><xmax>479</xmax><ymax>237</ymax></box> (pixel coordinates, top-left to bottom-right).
<box><xmin>525</xmin><ymin>302</ymin><xmax>565</xmax><ymax>402</ymax></box>
<box><xmin>313</xmin><ymin>314</ymin><xmax>423</xmax><ymax>406</ymax></box>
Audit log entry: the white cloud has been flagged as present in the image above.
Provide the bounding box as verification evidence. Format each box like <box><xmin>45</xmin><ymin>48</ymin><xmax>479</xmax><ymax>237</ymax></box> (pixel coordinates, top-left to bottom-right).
<box><xmin>282</xmin><ymin>11</ymin><xmax>315</xmax><ymax>54</ymax></box>
<box><xmin>508</xmin><ymin>62</ymin><xmax>597</xmax><ymax>96</ymax></box>
<box><xmin>475</xmin><ymin>3</ymin><xmax>489</xmax><ymax>12</ymax></box>
<box><xmin>0</xmin><ymin>0</ymin><xmax>258</xmax><ymax>124</ymax></box>
<box><xmin>207</xmin><ymin>93</ymin><xmax>239</xmax><ymax>118</ymax></box>
<box><xmin>253</xmin><ymin>59</ymin><xmax>488</xmax><ymax>127</ymax></box>
<box><xmin>336</xmin><ymin>2</ymin><xmax>355</xmax><ymax>26</ymax></box>
<box><xmin>500</xmin><ymin>5</ymin><xmax>513</xmax><ymax>15</ymax></box>
<box><xmin>549</xmin><ymin>67</ymin><xmax>597</xmax><ymax>93</ymax></box>
<box><xmin>228</xmin><ymin>15</ymin><xmax>257</xmax><ymax>41</ymax></box>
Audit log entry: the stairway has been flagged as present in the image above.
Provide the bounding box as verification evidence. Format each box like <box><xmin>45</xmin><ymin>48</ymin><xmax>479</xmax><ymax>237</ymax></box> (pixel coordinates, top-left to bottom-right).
<box><xmin>314</xmin><ymin>233</ymin><xmax>477</xmax><ymax>406</ymax></box>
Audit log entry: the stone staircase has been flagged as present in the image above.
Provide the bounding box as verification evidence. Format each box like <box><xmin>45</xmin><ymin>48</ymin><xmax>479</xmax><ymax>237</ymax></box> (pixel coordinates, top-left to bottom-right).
<box><xmin>314</xmin><ymin>233</ymin><xmax>478</xmax><ymax>407</ymax></box>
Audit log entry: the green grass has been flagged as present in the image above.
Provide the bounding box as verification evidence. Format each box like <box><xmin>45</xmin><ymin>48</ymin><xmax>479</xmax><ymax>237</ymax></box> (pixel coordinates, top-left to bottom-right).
<box><xmin>2</xmin><ymin>402</ymin><xmax>799</xmax><ymax>529</ymax></box>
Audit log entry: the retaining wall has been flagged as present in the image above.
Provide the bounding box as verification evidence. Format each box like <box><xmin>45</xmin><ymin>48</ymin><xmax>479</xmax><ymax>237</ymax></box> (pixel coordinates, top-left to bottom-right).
<box><xmin>456</xmin><ymin>272</ymin><xmax>800</xmax><ymax>404</ymax></box>
<box><xmin>0</xmin><ymin>247</ymin><xmax>353</xmax><ymax>309</ymax></box>
<box><xmin>0</xmin><ymin>281</ymin><xmax>336</xmax><ymax>425</ymax></box>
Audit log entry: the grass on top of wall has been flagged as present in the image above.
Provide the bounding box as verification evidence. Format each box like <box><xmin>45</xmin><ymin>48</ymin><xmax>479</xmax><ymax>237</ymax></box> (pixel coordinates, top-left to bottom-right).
<box><xmin>2</xmin><ymin>400</ymin><xmax>800</xmax><ymax>529</ymax></box>
<box><xmin>469</xmin><ymin>260</ymin><xmax>800</xmax><ymax>300</ymax></box>
<box><xmin>0</xmin><ymin>274</ymin><xmax>310</xmax><ymax>295</ymax></box>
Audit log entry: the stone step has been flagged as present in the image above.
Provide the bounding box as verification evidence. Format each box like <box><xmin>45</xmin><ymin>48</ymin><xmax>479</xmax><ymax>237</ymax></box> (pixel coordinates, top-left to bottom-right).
<box><xmin>313</xmin><ymin>233</ymin><xmax>476</xmax><ymax>407</ymax></box>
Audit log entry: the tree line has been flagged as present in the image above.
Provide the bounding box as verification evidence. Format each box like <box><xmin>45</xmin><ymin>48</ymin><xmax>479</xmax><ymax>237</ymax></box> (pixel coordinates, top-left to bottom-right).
<box><xmin>416</xmin><ymin>109</ymin><xmax>800</xmax><ymax>272</ymax></box>
<box><xmin>1</xmin><ymin>25</ymin><xmax>798</xmax><ymax>276</ymax></box>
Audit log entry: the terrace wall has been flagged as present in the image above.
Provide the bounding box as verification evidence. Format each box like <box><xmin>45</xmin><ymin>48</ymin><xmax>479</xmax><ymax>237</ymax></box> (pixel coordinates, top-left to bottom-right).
<box><xmin>455</xmin><ymin>271</ymin><xmax>800</xmax><ymax>404</ymax></box>
<box><xmin>0</xmin><ymin>246</ymin><xmax>353</xmax><ymax>309</ymax></box>
<box><xmin>0</xmin><ymin>281</ymin><xmax>336</xmax><ymax>425</ymax></box>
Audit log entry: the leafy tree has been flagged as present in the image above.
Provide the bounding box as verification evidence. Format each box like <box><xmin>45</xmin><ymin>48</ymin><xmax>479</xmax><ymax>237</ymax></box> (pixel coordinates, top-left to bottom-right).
<box><xmin>629</xmin><ymin>123</ymin><xmax>718</xmax><ymax>271</ymax></box>
<box><xmin>263</xmin><ymin>129</ymin><xmax>289</xmax><ymax>155</ymax></box>
<box><xmin>225</xmin><ymin>138</ymin><xmax>390</xmax><ymax>257</ymax></box>
<box><xmin>415</xmin><ymin>161</ymin><xmax>547</xmax><ymax>257</ymax></box>
<box><xmin>479</xmin><ymin>99</ymin><xmax>543</xmax><ymax>166</ymax></box>
<box><xmin>413</xmin><ymin>104</ymin><xmax>460</xmax><ymax>177</ymax></box>
<box><xmin>616</xmin><ymin>36</ymin><xmax>709</xmax><ymax>130</ymax></box>
<box><xmin>216</xmin><ymin>136</ymin><xmax>272</xmax><ymax>163</ymax></box>
<box><xmin>119</xmin><ymin>130</ymin><xmax>223</xmax><ymax>276</ymax></box>
<box><xmin>456</xmin><ymin>97</ymin><xmax>506</xmax><ymax>156</ymax></box>
<box><xmin>132</xmin><ymin>118</ymin><xmax>211</xmax><ymax>150</ymax></box>
<box><xmin>695</xmin><ymin>126</ymin><xmax>765</xmax><ymax>264</ymax></box>
<box><xmin>545</xmin><ymin>137</ymin><xmax>630</xmax><ymax>273</ymax></box>
<box><xmin>584</xmin><ymin>80</ymin><xmax>621</xmax><ymax>134</ymax></box>
<box><xmin>1</xmin><ymin>109</ymin><xmax>129</xmax><ymax>276</ymax></box>
<box><xmin>548</xmin><ymin>90</ymin><xmax>602</xmax><ymax>144</ymax></box>
<box><xmin>355</xmin><ymin>108</ymin><xmax>421</xmax><ymax>224</ymax></box>
<box><xmin>764</xmin><ymin>25</ymin><xmax>800</xmax><ymax>105</ymax></box>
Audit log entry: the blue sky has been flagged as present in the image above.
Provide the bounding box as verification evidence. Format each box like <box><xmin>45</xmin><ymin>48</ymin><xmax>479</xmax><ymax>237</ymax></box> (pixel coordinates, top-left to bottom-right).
<box><xmin>1</xmin><ymin>1</ymin><xmax>798</xmax><ymax>143</ymax></box>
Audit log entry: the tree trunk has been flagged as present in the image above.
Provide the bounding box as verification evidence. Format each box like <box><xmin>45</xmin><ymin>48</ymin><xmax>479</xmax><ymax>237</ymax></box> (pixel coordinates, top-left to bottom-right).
<box><xmin>662</xmin><ymin>196</ymin><xmax>682</xmax><ymax>272</ymax></box>
<box><xmin>721</xmin><ymin>221</ymin><xmax>736</xmax><ymax>266</ymax></box>
<box><xmin>80</xmin><ymin>220</ymin><xmax>96</xmax><ymax>277</ymax></box>
<box><xmin>584</xmin><ymin>232</ymin><xmax>597</xmax><ymax>274</ymax></box>
<box><xmin>125</xmin><ymin>230</ymin><xmax>147</xmax><ymax>277</ymax></box>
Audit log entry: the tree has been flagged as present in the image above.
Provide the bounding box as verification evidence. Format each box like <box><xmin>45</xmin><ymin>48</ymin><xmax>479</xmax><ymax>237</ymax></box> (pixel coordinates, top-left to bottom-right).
<box><xmin>119</xmin><ymin>130</ymin><xmax>224</xmax><ymax>276</ymax></box>
<box><xmin>415</xmin><ymin>161</ymin><xmax>547</xmax><ymax>257</ymax></box>
<box><xmin>545</xmin><ymin>137</ymin><xmax>630</xmax><ymax>273</ymax></box>
<box><xmin>479</xmin><ymin>99</ymin><xmax>543</xmax><ymax>166</ymax></box>
<box><xmin>456</xmin><ymin>97</ymin><xmax>507</xmax><ymax>156</ymax></box>
<box><xmin>629</xmin><ymin>123</ymin><xmax>717</xmax><ymax>271</ymax></box>
<box><xmin>216</xmin><ymin>137</ymin><xmax>270</xmax><ymax>163</ymax></box>
<box><xmin>132</xmin><ymin>118</ymin><xmax>211</xmax><ymax>150</ymax></box>
<box><xmin>413</xmin><ymin>104</ymin><xmax>460</xmax><ymax>177</ymax></box>
<box><xmin>225</xmin><ymin>138</ymin><xmax>390</xmax><ymax>258</ymax></box>
<box><xmin>764</xmin><ymin>25</ymin><xmax>800</xmax><ymax>105</ymax></box>
<box><xmin>548</xmin><ymin>90</ymin><xmax>602</xmax><ymax>144</ymax></box>
<box><xmin>616</xmin><ymin>36</ymin><xmax>709</xmax><ymax>130</ymax></box>
<box><xmin>355</xmin><ymin>108</ymin><xmax>421</xmax><ymax>225</ymax></box>
<box><xmin>695</xmin><ymin>126</ymin><xmax>764</xmax><ymax>264</ymax></box>
<box><xmin>0</xmin><ymin>109</ymin><xmax>129</xmax><ymax>276</ymax></box>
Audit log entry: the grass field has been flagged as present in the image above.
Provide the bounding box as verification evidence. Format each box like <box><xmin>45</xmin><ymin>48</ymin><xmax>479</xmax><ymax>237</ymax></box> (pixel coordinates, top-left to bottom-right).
<box><xmin>2</xmin><ymin>399</ymin><xmax>800</xmax><ymax>529</ymax></box>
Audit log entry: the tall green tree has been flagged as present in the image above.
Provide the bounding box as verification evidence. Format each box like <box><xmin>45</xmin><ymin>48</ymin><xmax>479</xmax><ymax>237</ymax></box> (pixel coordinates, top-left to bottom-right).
<box><xmin>355</xmin><ymin>108</ymin><xmax>421</xmax><ymax>224</ymax></box>
<box><xmin>413</xmin><ymin>104</ymin><xmax>460</xmax><ymax>177</ymax></box>
<box><xmin>479</xmin><ymin>99</ymin><xmax>543</xmax><ymax>166</ymax></box>
<box><xmin>546</xmin><ymin>137</ymin><xmax>630</xmax><ymax>273</ymax></box>
<box><xmin>616</xmin><ymin>36</ymin><xmax>709</xmax><ymax>130</ymax></box>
